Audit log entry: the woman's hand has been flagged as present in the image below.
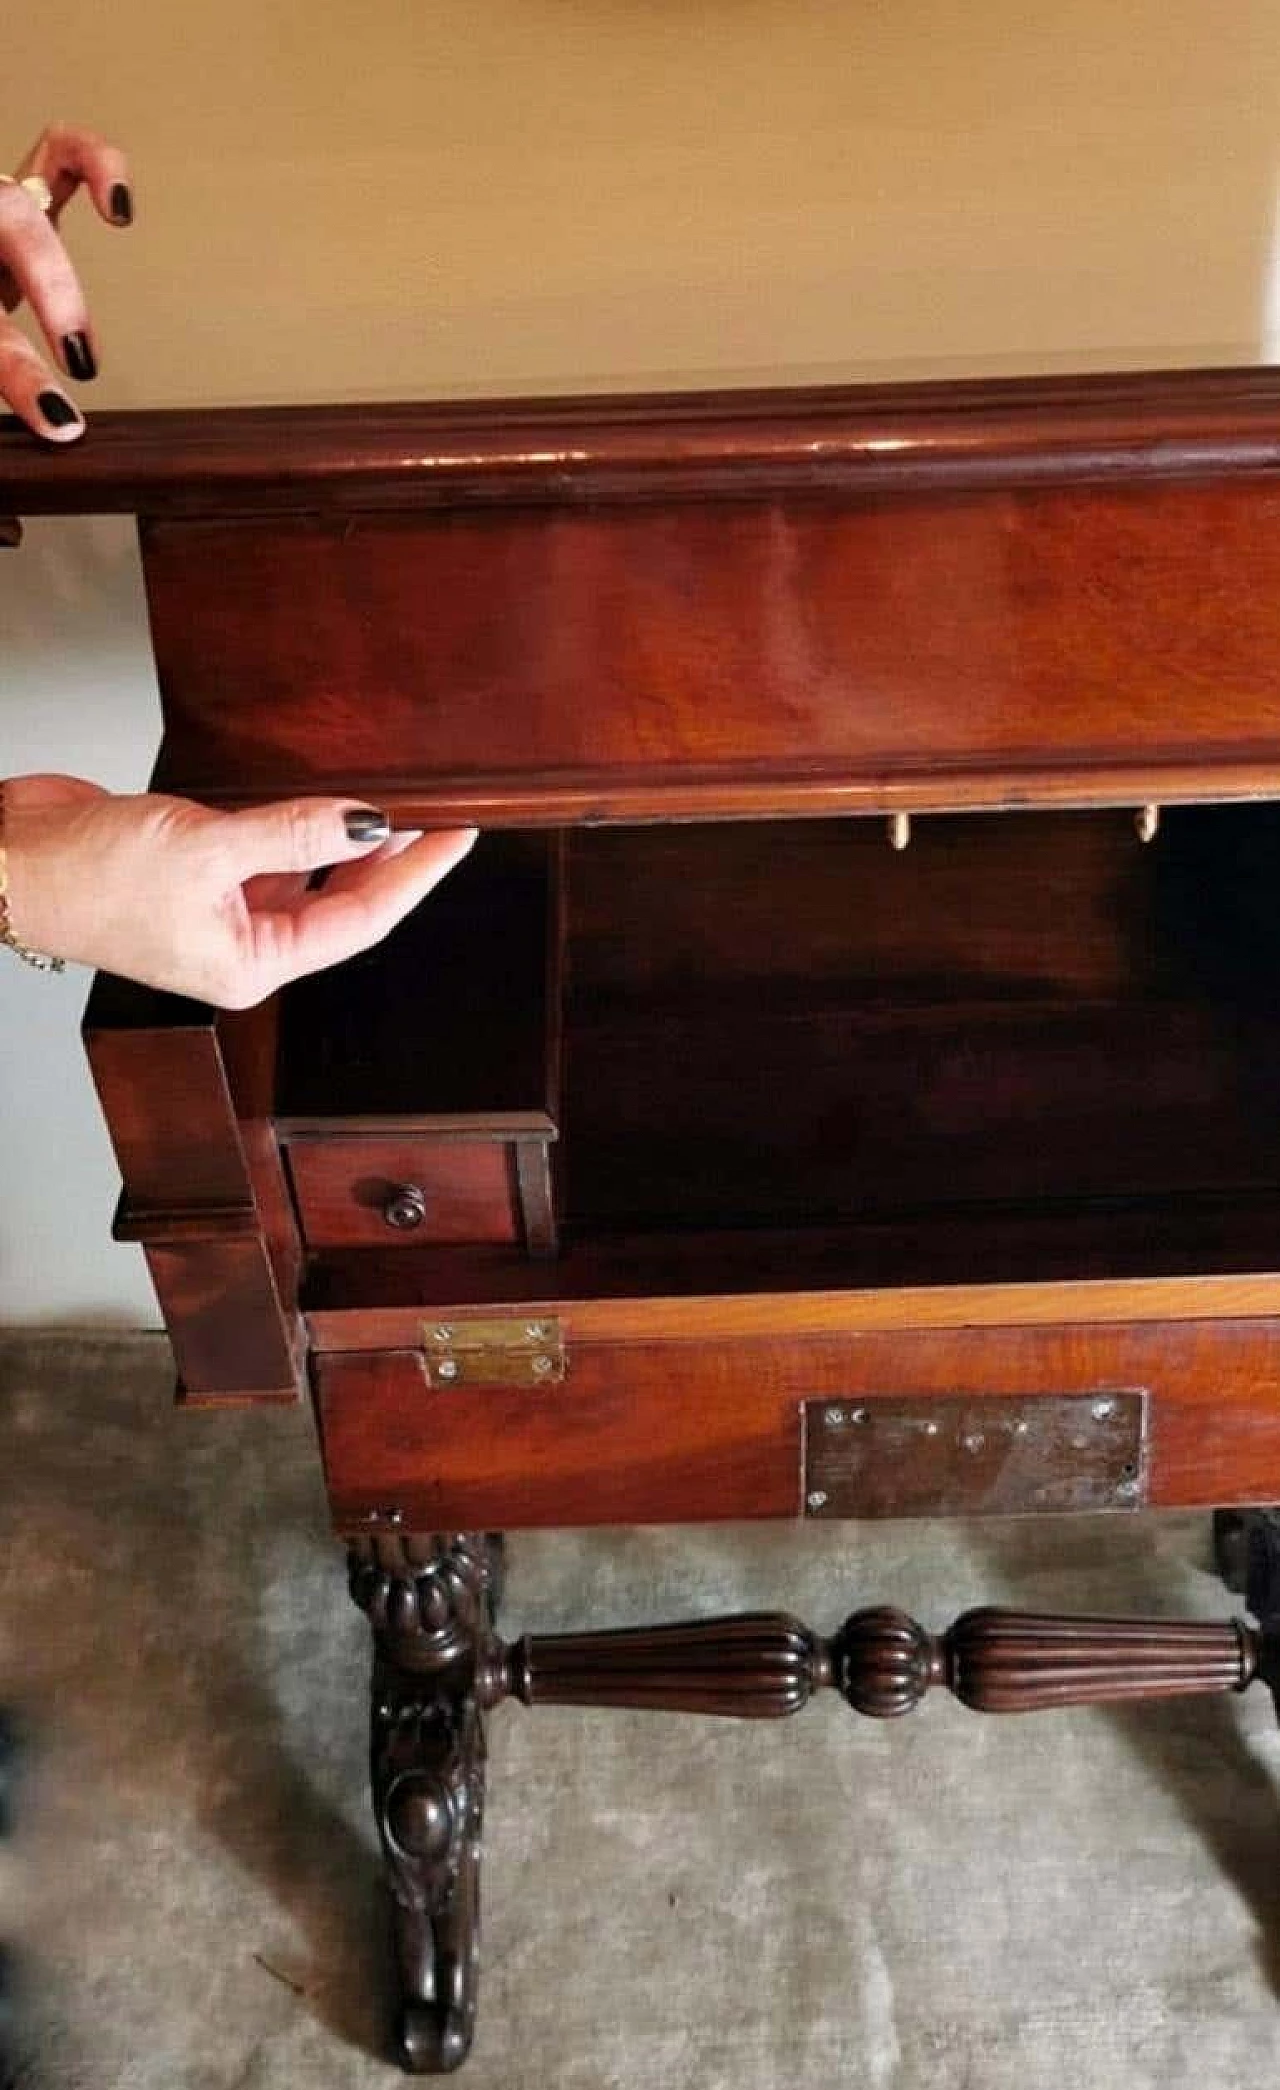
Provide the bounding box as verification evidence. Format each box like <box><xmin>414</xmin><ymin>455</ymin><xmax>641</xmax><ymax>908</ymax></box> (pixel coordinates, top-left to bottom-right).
<box><xmin>1</xmin><ymin>124</ymin><xmax>132</xmax><ymax>442</ymax></box>
<box><xmin>2</xmin><ymin>775</ymin><xmax>477</xmax><ymax>1007</ymax></box>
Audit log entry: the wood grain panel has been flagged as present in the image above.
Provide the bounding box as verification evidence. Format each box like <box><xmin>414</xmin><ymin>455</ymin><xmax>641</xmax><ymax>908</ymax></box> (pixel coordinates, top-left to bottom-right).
<box><xmin>567</xmin><ymin>815</ymin><xmax>1152</xmax><ymax>1004</ymax></box>
<box><xmin>313</xmin><ymin>1315</ymin><xmax>1280</xmax><ymax>1529</ymax></box>
<box><xmin>148</xmin><ymin>1237</ymin><xmax>299</xmax><ymax>1405</ymax></box>
<box><xmin>137</xmin><ymin>478</ymin><xmax>1280</xmax><ymax>821</ymax></box>
<box><xmin>306</xmin><ymin>1273</ymin><xmax>1280</xmax><ymax>1348</ymax></box>
<box><xmin>84</xmin><ymin>975</ymin><xmax>252</xmax><ymax>1209</ymax></box>
<box><xmin>83</xmin><ymin>974</ymin><xmax>301</xmax><ymax>1403</ymax></box>
<box><xmin>564</xmin><ymin>998</ymin><xmax>1280</xmax><ymax>1228</ymax></box>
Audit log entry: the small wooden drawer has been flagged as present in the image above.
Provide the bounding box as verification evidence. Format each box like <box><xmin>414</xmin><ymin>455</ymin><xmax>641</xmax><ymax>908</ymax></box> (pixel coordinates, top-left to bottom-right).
<box><xmin>285</xmin><ymin>1133</ymin><xmax>556</xmax><ymax>1253</ymax></box>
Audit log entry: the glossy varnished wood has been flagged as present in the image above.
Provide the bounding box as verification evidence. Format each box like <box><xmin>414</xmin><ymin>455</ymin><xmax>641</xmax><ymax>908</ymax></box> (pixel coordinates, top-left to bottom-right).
<box><xmin>494</xmin><ymin>1607</ymin><xmax>1258</xmax><ymax>1718</ymax></box>
<box><xmin>287</xmin><ymin>1136</ymin><xmax>522</xmax><ymax>1250</ymax></box>
<box><xmin>83</xmin><ymin>974</ymin><xmax>301</xmax><ymax>1403</ymax></box>
<box><xmin>44</xmin><ymin>369</ymin><xmax>1280</xmax><ymax>2070</ymax></box>
<box><xmin>12</xmin><ymin>372</ymin><xmax>1280</xmax><ymax>821</ymax></box>
<box><xmin>138</xmin><ymin>478</ymin><xmax>1280</xmax><ymax>821</ymax></box>
<box><xmin>312</xmin><ymin>1314</ymin><xmax>1280</xmax><ymax>1529</ymax></box>
<box><xmin>10</xmin><ymin>366</ymin><xmax>1280</xmax><ymax>515</ymax></box>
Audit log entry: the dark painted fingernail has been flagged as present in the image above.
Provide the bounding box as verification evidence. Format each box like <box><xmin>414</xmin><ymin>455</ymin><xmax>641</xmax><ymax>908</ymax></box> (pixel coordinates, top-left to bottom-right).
<box><xmin>110</xmin><ymin>182</ymin><xmax>133</xmax><ymax>226</ymax></box>
<box><xmin>62</xmin><ymin>332</ymin><xmax>96</xmax><ymax>382</ymax></box>
<box><xmin>38</xmin><ymin>390</ymin><xmax>81</xmax><ymax>428</ymax></box>
<box><xmin>344</xmin><ymin>807</ymin><xmax>391</xmax><ymax>843</ymax></box>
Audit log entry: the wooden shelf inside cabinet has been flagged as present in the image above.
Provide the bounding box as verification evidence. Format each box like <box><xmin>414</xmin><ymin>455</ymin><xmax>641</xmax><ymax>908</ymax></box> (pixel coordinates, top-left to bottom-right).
<box><xmin>556</xmin><ymin>806</ymin><xmax>1280</xmax><ymax>1265</ymax></box>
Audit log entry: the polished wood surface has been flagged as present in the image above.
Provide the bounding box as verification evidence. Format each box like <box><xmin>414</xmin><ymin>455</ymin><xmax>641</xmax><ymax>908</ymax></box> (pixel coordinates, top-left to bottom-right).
<box><xmin>10</xmin><ymin>366</ymin><xmax>1280</xmax><ymax>515</ymax></box>
<box><xmin>13</xmin><ymin>370</ymin><xmax>1280</xmax><ymax>820</ymax></box>
<box><xmin>496</xmin><ymin>1607</ymin><xmax>1258</xmax><ymax>1718</ymax></box>
<box><xmin>50</xmin><ymin>369</ymin><xmax>1280</xmax><ymax>2072</ymax></box>
<box><xmin>313</xmin><ymin>1315</ymin><xmax>1280</xmax><ymax>1530</ymax></box>
<box><xmin>287</xmin><ymin>1136</ymin><xmax>521</xmax><ymax>1249</ymax></box>
<box><xmin>83</xmin><ymin>973</ymin><xmax>301</xmax><ymax>1402</ymax></box>
<box><xmin>138</xmin><ymin>480</ymin><xmax>1280</xmax><ymax>822</ymax></box>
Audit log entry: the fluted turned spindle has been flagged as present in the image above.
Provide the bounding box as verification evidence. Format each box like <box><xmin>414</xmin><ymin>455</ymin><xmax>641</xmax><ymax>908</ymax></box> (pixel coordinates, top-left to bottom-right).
<box><xmin>485</xmin><ymin>1607</ymin><xmax>1261</xmax><ymax>1721</ymax></box>
<box><xmin>944</xmin><ymin>1609</ymin><xmax>1256</xmax><ymax>1714</ymax></box>
<box><xmin>497</xmin><ymin>1614</ymin><xmax>828</xmax><ymax>1718</ymax></box>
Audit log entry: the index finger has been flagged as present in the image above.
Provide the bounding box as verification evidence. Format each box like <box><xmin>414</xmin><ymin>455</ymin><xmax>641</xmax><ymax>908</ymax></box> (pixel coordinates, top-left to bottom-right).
<box><xmin>16</xmin><ymin>124</ymin><xmax>133</xmax><ymax>229</ymax></box>
<box><xmin>241</xmin><ymin>830</ymin><xmax>478</xmax><ymax>997</ymax></box>
<box><xmin>0</xmin><ymin>184</ymin><xmax>95</xmax><ymax>379</ymax></box>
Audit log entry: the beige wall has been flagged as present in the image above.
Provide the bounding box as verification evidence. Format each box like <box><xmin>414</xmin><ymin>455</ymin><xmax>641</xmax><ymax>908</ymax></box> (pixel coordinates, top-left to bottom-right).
<box><xmin>4</xmin><ymin>1</ymin><xmax>1280</xmax><ymax>1320</ymax></box>
<box><xmin>5</xmin><ymin>0</ymin><xmax>1280</xmax><ymax>408</ymax></box>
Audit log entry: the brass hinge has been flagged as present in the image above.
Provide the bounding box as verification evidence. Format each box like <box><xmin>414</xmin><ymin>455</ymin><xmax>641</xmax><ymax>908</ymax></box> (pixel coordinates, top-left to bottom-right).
<box><xmin>420</xmin><ymin>1315</ymin><xmax>566</xmax><ymax>1389</ymax></box>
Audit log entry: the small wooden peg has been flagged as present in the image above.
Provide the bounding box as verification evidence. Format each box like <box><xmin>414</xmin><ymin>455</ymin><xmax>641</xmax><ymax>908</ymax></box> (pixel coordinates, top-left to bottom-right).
<box><xmin>1135</xmin><ymin>804</ymin><xmax>1160</xmax><ymax>844</ymax></box>
<box><xmin>887</xmin><ymin>812</ymin><xmax>911</xmax><ymax>852</ymax></box>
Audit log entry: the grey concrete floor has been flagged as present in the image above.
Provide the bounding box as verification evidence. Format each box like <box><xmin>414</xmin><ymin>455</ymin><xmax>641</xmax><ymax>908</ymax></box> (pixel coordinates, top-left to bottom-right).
<box><xmin>4</xmin><ymin>1330</ymin><xmax>1280</xmax><ymax>2087</ymax></box>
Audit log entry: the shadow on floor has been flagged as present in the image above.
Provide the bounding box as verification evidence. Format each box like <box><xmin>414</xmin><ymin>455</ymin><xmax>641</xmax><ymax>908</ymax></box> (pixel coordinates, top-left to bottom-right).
<box><xmin>965</xmin><ymin>1510</ymin><xmax>1280</xmax><ymax>1999</ymax></box>
<box><xmin>1</xmin><ymin>1334</ymin><xmax>394</xmax><ymax>2069</ymax></box>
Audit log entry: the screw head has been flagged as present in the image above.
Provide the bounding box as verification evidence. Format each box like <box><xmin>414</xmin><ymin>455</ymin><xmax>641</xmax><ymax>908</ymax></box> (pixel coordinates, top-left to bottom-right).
<box><xmin>431</xmin><ymin>1324</ymin><xmax>453</xmax><ymax>1343</ymax></box>
<box><xmin>1092</xmin><ymin>1397</ymin><xmax>1117</xmax><ymax>1421</ymax></box>
<box><xmin>526</xmin><ymin>1321</ymin><xmax>550</xmax><ymax>1341</ymax></box>
<box><xmin>825</xmin><ymin>1407</ymin><xmax>845</xmax><ymax>1427</ymax></box>
<box><xmin>436</xmin><ymin>1357</ymin><xmax>460</xmax><ymax>1383</ymax></box>
<box><xmin>807</xmin><ymin>1489</ymin><xmax>829</xmax><ymax>1512</ymax></box>
<box><xmin>531</xmin><ymin>1354</ymin><xmax>555</xmax><ymax>1379</ymax></box>
<box><xmin>851</xmin><ymin>1407</ymin><xmax>868</xmax><ymax>1424</ymax></box>
<box><xmin>962</xmin><ymin>1431</ymin><xmax>985</xmax><ymax>1454</ymax></box>
<box><xmin>1116</xmin><ymin>1477</ymin><xmax>1140</xmax><ymax>1500</ymax></box>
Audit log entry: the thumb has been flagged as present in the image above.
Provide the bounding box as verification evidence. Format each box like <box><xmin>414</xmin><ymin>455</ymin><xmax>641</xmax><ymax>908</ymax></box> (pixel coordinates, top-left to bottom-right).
<box><xmin>222</xmin><ymin>798</ymin><xmax>394</xmax><ymax>880</ymax></box>
<box><xmin>4</xmin><ymin>773</ymin><xmax>110</xmax><ymax>816</ymax></box>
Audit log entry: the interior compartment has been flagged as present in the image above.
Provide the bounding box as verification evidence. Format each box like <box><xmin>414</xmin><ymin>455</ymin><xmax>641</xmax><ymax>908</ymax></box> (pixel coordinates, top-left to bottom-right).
<box><xmin>272</xmin><ymin>805</ymin><xmax>1280</xmax><ymax>1301</ymax></box>
<box><xmin>274</xmin><ymin>830</ymin><xmax>562</xmax><ymax>1125</ymax></box>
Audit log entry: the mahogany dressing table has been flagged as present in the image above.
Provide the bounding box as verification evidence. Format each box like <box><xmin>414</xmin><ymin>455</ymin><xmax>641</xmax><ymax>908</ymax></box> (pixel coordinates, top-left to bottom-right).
<box><xmin>9</xmin><ymin>366</ymin><xmax>1280</xmax><ymax>2070</ymax></box>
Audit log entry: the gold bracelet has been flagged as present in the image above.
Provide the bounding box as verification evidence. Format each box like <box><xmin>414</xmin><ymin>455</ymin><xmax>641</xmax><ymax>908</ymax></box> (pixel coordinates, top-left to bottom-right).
<box><xmin>0</xmin><ymin>781</ymin><xmax>65</xmax><ymax>973</ymax></box>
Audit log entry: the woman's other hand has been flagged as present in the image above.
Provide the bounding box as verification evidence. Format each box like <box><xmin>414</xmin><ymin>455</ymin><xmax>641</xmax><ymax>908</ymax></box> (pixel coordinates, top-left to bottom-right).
<box><xmin>2</xmin><ymin>775</ymin><xmax>478</xmax><ymax>1006</ymax></box>
<box><xmin>0</xmin><ymin>124</ymin><xmax>133</xmax><ymax>442</ymax></box>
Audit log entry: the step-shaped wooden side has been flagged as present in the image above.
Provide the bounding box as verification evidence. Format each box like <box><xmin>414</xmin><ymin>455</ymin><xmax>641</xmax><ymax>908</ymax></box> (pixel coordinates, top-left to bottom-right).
<box><xmin>84</xmin><ymin>973</ymin><xmax>302</xmax><ymax>1403</ymax></box>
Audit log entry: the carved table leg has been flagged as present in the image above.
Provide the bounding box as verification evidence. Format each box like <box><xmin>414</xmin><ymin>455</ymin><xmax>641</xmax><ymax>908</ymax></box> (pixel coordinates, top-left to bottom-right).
<box><xmin>348</xmin><ymin>1534</ymin><xmax>501</xmax><ymax>2075</ymax></box>
<box><xmin>349</xmin><ymin>1537</ymin><xmax>1278</xmax><ymax>2073</ymax></box>
<box><xmin>1213</xmin><ymin>1508</ymin><xmax>1280</xmax><ymax>1720</ymax></box>
<box><xmin>1214</xmin><ymin>1507</ymin><xmax>1280</xmax><ymax>1606</ymax></box>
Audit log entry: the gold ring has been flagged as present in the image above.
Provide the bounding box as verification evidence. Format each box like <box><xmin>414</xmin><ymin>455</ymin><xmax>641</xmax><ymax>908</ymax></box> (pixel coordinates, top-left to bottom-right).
<box><xmin>0</xmin><ymin>174</ymin><xmax>53</xmax><ymax>213</ymax></box>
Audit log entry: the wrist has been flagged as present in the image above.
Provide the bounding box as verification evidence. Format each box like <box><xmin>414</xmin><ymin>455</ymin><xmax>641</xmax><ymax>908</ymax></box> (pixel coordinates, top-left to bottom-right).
<box><xmin>0</xmin><ymin>778</ymin><xmax>65</xmax><ymax>972</ymax></box>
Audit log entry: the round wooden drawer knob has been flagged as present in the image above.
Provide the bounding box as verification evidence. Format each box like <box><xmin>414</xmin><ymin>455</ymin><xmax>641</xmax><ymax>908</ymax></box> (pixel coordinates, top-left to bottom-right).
<box><xmin>383</xmin><ymin>1183</ymin><xmax>428</xmax><ymax>1231</ymax></box>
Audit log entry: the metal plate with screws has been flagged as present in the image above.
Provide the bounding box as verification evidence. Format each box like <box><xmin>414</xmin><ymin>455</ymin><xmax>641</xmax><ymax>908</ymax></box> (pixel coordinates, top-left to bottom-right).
<box><xmin>802</xmin><ymin>1391</ymin><xmax>1147</xmax><ymax>1518</ymax></box>
<box><xmin>421</xmin><ymin>1315</ymin><xmax>565</xmax><ymax>1389</ymax></box>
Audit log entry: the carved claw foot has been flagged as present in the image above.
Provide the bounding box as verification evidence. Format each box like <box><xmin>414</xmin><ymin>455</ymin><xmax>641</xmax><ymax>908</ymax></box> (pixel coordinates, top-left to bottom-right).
<box><xmin>376</xmin><ymin>1668</ymin><xmax>483</xmax><ymax>2074</ymax></box>
<box><xmin>1213</xmin><ymin>1509</ymin><xmax>1280</xmax><ymax>1724</ymax></box>
<box><xmin>350</xmin><ymin>1535</ymin><xmax>499</xmax><ymax>2073</ymax></box>
<box><xmin>1213</xmin><ymin>1508</ymin><xmax>1280</xmax><ymax>1609</ymax></box>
